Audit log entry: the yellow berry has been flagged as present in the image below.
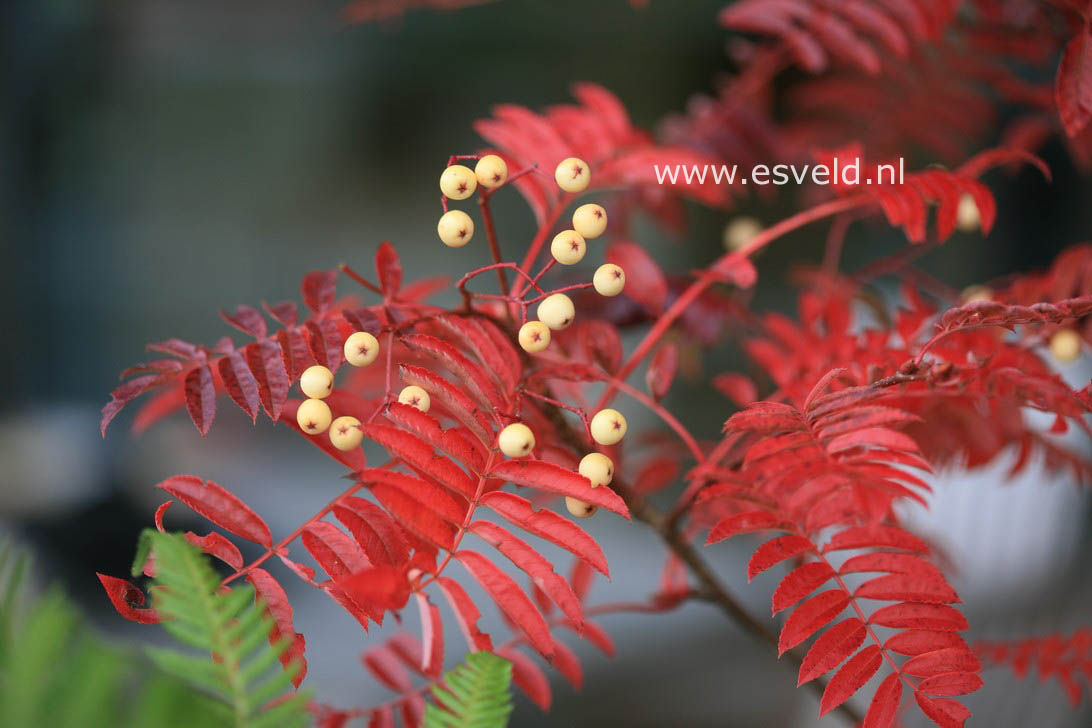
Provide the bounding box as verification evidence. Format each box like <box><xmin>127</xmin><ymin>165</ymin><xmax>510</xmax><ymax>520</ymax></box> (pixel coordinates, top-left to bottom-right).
<box><xmin>518</xmin><ymin>321</ymin><xmax>551</xmax><ymax>353</ymax></box>
<box><xmin>723</xmin><ymin>216</ymin><xmax>763</xmax><ymax>251</ymax></box>
<box><xmin>474</xmin><ymin>154</ymin><xmax>508</xmax><ymax>189</ymax></box>
<box><xmin>344</xmin><ymin>331</ymin><xmax>380</xmax><ymax>367</ymax></box>
<box><xmin>329</xmin><ymin>416</ymin><xmax>363</xmax><ymax>451</ymax></box>
<box><xmin>555</xmin><ymin>157</ymin><xmax>590</xmax><ymax>193</ymax></box>
<box><xmin>398</xmin><ymin>385</ymin><xmax>431</xmax><ymax>412</ymax></box>
<box><xmin>590</xmin><ymin>408</ymin><xmax>627</xmax><ymax>445</ymax></box>
<box><xmin>537</xmin><ymin>293</ymin><xmax>575</xmax><ymax>330</ymax></box>
<box><xmin>498</xmin><ymin>423</ymin><xmax>535</xmax><ymax>458</ymax></box>
<box><xmin>578</xmin><ymin>452</ymin><xmax>614</xmax><ymax>488</ymax></box>
<box><xmin>440</xmin><ymin>165</ymin><xmax>477</xmax><ymax>200</ymax></box>
<box><xmin>437</xmin><ymin>210</ymin><xmax>474</xmax><ymax>247</ymax></box>
<box><xmin>593</xmin><ymin>263</ymin><xmax>625</xmax><ymax>297</ymax></box>
<box><xmin>550</xmin><ymin>230</ymin><xmax>586</xmax><ymax>265</ymax></box>
<box><xmin>1050</xmin><ymin>329</ymin><xmax>1082</xmax><ymax>363</ymax></box>
<box><xmin>959</xmin><ymin>285</ymin><xmax>992</xmax><ymax>304</ymax></box>
<box><xmin>565</xmin><ymin>496</ymin><xmax>598</xmax><ymax>519</ymax></box>
<box><xmin>956</xmin><ymin>194</ymin><xmax>980</xmax><ymax>232</ymax></box>
<box><xmin>300</xmin><ymin>365</ymin><xmax>334</xmax><ymax>399</ymax></box>
<box><xmin>296</xmin><ymin>398</ymin><xmax>332</xmax><ymax>435</ymax></box>
<box><xmin>572</xmin><ymin>203</ymin><xmax>607</xmax><ymax>239</ymax></box>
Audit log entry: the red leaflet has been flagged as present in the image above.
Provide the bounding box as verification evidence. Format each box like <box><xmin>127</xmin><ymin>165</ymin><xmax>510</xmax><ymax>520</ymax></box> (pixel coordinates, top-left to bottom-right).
<box><xmin>498</xmin><ymin>647</ymin><xmax>551</xmax><ymax>711</ymax></box>
<box><xmin>302</xmin><ymin>270</ymin><xmax>337</xmax><ymax>313</ymax></box>
<box><xmin>709</xmin><ymin>254</ymin><xmax>757</xmax><ymax>289</ymax></box>
<box><xmin>455</xmin><ymin>551</ymin><xmax>554</xmax><ymax>660</ymax></box>
<box><xmin>646</xmin><ymin>344</ymin><xmax>678</xmax><ymax>401</ymax></box>
<box><xmin>184</xmin><ymin>365</ymin><xmax>216</xmax><ymax>435</ymax></box>
<box><xmin>375</xmin><ymin>242</ymin><xmax>402</xmax><ymax>297</ymax></box>
<box><xmin>281</xmin><ymin>402</ymin><xmax>367</xmax><ymax>473</ymax></box>
<box><xmin>401</xmin><ymin>334</ymin><xmax>506</xmax><ymax>412</ymax></box>
<box><xmin>606</xmin><ymin>241</ymin><xmax>667</xmax><ymax>313</ymax></box>
<box><xmin>306</xmin><ymin>318</ymin><xmax>345</xmax><ymax>372</ymax></box>
<box><xmin>434</xmin><ymin>576</ymin><xmax>493</xmax><ymax>652</ymax></box>
<box><xmin>798</xmin><ymin>618</ymin><xmax>866</xmax><ymax>686</ymax></box>
<box><xmin>400</xmin><ymin>364</ymin><xmax>493</xmax><ymax>443</ymax></box>
<box><xmin>913</xmin><ymin>691</ymin><xmax>971</xmax><ymax>728</ymax></box>
<box><xmin>826</xmin><ymin>426</ymin><xmax>920</xmax><ymax>455</ymax></box>
<box><xmin>1057</xmin><ymin>25</ymin><xmax>1092</xmax><ymax>138</ymax></box>
<box><xmin>262</xmin><ymin>300</ymin><xmax>298</xmax><ymax>327</ymax></box>
<box><xmin>101</xmin><ymin>374</ymin><xmax>167</xmax><ymax>435</ymax></box>
<box><xmin>183</xmin><ymin>531</ymin><xmax>244</xmax><ymax>570</ymax></box>
<box><xmin>724</xmin><ymin>402</ymin><xmax>803</xmax><ymax>434</ymax></box>
<box><xmin>748</xmin><ymin>536</ymin><xmax>813</xmax><ymax>581</ymax></box>
<box><xmin>97</xmin><ymin>573</ymin><xmax>160</xmax><ymax>624</ymax></box>
<box><xmin>479</xmin><ymin>491</ymin><xmax>609</xmax><ymax>576</ymax></box>
<box><xmin>902</xmin><ymin>647</ymin><xmax>980</xmax><ymax>677</ymax></box>
<box><xmin>489</xmin><ymin>460</ymin><xmax>630</xmax><ymax>519</ymax></box>
<box><xmin>713</xmin><ymin>373</ymin><xmax>758</xmax><ymax>408</ymax></box>
<box><xmin>370</xmin><ymin>479</ymin><xmax>458</xmax><ymax>552</ymax></box>
<box><xmin>277</xmin><ymin>327</ymin><xmax>315</xmax><ymax>381</ymax></box>
<box><xmin>339</xmin><ymin>566</ymin><xmax>411</xmax><ymax>614</ymax></box>
<box><xmin>772</xmin><ymin>562</ymin><xmax>836</xmax><ymax>614</ymax></box>
<box><xmin>333</xmin><ymin>496</ymin><xmax>411</xmax><ymax>567</ymax></box>
<box><xmin>217</xmin><ymin>351</ymin><xmax>260</xmax><ymax>423</ymax></box>
<box><xmin>778</xmin><ymin>590</ymin><xmax>850</xmax><ymax>655</ymax></box>
<box><xmin>363</xmin><ymin>645</ymin><xmax>412</xmax><ymax>693</ymax></box>
<box><xmin>245</xmin><ymin>339</ymin><xmax>290</xmax><ymax>421</ymax></box>
<box><xmin>868</xmin><ymin>603</ymin><xmax>968</xmax><ymax>632</ymax></box>
<box><xmin>706</xmin><ymin>511</ymin><xmax>783</xmax><ymax>545</ymax></box>
<box><xmin>551</xmin><ymin>639</ymin><xmax>584</xmax><ymax>690</ymax></box>
<box><xmin>363</xmin><ymin>424</ymin><xmax>476</xmax><ymax>499</ymax></box>
<box><xmin>823</xmin><ymin>526</ymin><xmax>930</xmax><ymax>554</ymax></box>
<box><xmin>433</xmin><ymin>314</ymin><xmax>517</xmax><ymax>395</ymax></box>
<box><xmin>917</xmin><ymin>672</ymin><xmax>984</xmax><ymax>697</ymax></box>
<box><xmin>156</xmin><ymin>475</ymin><xmax>272</xmax><ymax>547</ymax></box>
<box><xmin>862</xmin><ymin>673</ymin><xmax>902</xmax><ymax>728</ymax></box>
<box><xmin>884</xmin><ymin>630</ymin><xmax>966</xmax><ymax>656</ymax></box>
<box><xmin>839</xmin><ymin>552</ymin><xmax>942</xmax><ymax>578</ymax></box>
<box><xmin>853</xmin><ymin>574</ymin><xmax>959</xmax><ymax>604</ymax></box>
<box><xmin>220</xmin><ymin>305</ymin><xmax>267</xmax><ymax>339</ymax></box>
<box><xmin>302</xmin><ymin>521</ymin><xmax>370</xmax><ymax>579</ymax></box>
<box><xmin>247</xmin><ymin>568</ymin><xmax>307</xmax><ymax>688</ymax></box>
<box><xmin>819</xmin><ymin>645</ymin><xmax>883</xmax><ymax>717</ymax></box>
<box><xmin>469</xmin><ymin>521</ymin><xmax>584</xmax><ymax>628</ymax></box>
<box><xmin>384</xmin><ymin>402</ymin><xmax>485</xmax><ymax>474</ymax></box>
<box><xmin>413</xmin><ymin>593</ymin><xmax>444</xmax><ymax>678</ymax></box>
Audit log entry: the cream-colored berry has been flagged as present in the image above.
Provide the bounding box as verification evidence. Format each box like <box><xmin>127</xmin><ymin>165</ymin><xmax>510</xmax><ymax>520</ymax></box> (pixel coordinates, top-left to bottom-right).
<box><xmin>956</xmin><ymin>194</ymin><xmax>980</xmax><ymax>232</ymax></box>
<box><xmin>537</xmin><ymin>293</ymin><xmax>575</xmax><ymax>330</ymax></box>
<box><xmin>723</xmin><ymin>216</ymin><xmax>763</xmax><ymax>251</ymax></box>
<box><xmin>474</xmin><ymin>154</ymin><xmax>508</xmax><ymax>189</ymax></box>
<box><xmin>300</xmin><ymin>365</ymin><xmax>334</xmax><ymax>399</ymax></box>
<box><xmin>593</xmin><ymin>263</ymin><xmax>626</xmax><ymax>297</ymax></box>
<box><xmin>344</xmin><ymin>331</ymin><xmax>380</xmax><ymax>367</ymax></box>
<box><xmin>296</xmin><ymin>398</ymin><xmax>332</xmax><ymax>435</ymax></box>
<box><xmin>1050</xmin><ymin>329</ymin><xmax>1082</xmax><ymax>363</ymax></box>
<box><xmin>498</xmin><ymin>422</ymin><xmax>535</xmax><ymax>458</ymax></box>
<box><xmin>959</xmin><ymin>285</ymin><xmax>992</xmax><ymax>304</ymax></box>
<box><xmin>398</xmin><ymin>385</ymin><xmax>431</xmax><ymax>412</ymax></box>
<box><xmin>565</xmin><ymin>496</ymin><xmax>598</xmax><ymax>519</ymax></box>
<box><xmin>329</xmin><ymin>416</ymin><xmax>363</xmax><ymax>451</ymax></box>
<box><xmin>440</xmin><ymin>165</ymin><xmax>477</xmax><ymax>200</ymax></box>
<box><xmin>590</xmin><ymin>408</ymin><xmax>627</xmax><ymax>446</ymax></box>
<box><xmin>555</xmin><ymin>157</ymin><xmax>590</xmax><ymax>193</ymax></box>
<box><xmin>551</xmin><ymin>230</ymin><xmax>586</xmax><ymax>265</ymax></box>
<box><xmin>518</xmin><ymin>321</ymin><xmax>551</xmax><ymax>353</ymax></box>
<box><xmin>572</xmin><ymin>203</ymin><xmax>608</xmax><ymax>239</ymax></box>
<box><xmin>437</xmin><ymin>210</ymin><xmax>474</xmax><ymax>247</ymax></box>
<box><xmin>578</xmin><ymin>452</ymin><xmax>614</xmax><ymax>488</ymax></box>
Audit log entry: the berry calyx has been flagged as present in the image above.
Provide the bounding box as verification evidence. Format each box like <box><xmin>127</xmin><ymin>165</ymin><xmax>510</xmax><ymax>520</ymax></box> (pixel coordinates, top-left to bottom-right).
<box><xmin>296</xmin><ymin>398</ymin><xmax>332</xmax><ymax>435</ymax></box>
<box><xmin>498</xmin><ymin>422</ymin><xmax>535</xmax><ymax>458</ymax></box>
<box><xmin>474</xmin><ymin>154</ymin><xmax>508</xmax><ymax>189</ymax></box>
<box><xmin>550</xmin><ymin>230</ymin><xmax>587</xmax><ymax>265</ymax></box>
<box><xmin>518</xmin><ymin>321</ymin><xmax>551</xmax><ymax>353</ymax></box>
<box><xmin>578</xmin><ymin>452</ymin><xmax>614</xmax><ymax>488</ymax></box>
<box><xmin>440</xmin><ymin>164</ymin><xmax>477</xmax><ymax>200</ymax></box>
<box><xmin>565</xmin><ymin>496</ymin><xmax>598</xmax><ymax>519</ymax></box>
<box><xmin>593</xmin><ymin>263</ymin><xmax>625</xmax><ymax>297</ymax></box>
<box><xmin>344</xmin><ymin>331</ymin><xmax>380</xmax><ymax>367</ymax></box>
<box><xmin>437</xmin><ymin>210</ymin><xmax>475</xmax><ymax>247</ymax></box>
<box><xmin>723</xmin><ymin>216</ymin><xmax>763</xmax><ymax>251</ymax></box>
<box><xmin>555</xmin><ymin>157</ymin><xmax>590</xmax><ymax>193</ymax></box>
<box><xmin>590</xmin><ymin>408</ymin><xmax>627</xmax><ymax>445</ymax></box>
<box><xmin>572</xmin><ymin>203</ymin><xmax>608</xmax><ymax>239</ymax></box>
<box><xmin>300</xmin><ymin>365</ymin><xmax>334</xmax><ymax>399</ymax></box>
<box><xmin>1050</xmin><ymin>329</ymin><xmax>1082</xmax><ymax>363</ymax></box>
<box><xmin>956</xmin><ymin>194</ymin><xmax>980</xmax><ymax>232</ymax></box>
<box><xmin>329</xmin><ymin>416</ymin><xmax>363</xmax><ymax>451</ymax></box>
<box><xmin>537</xmin><ymin>293</ymin><xmax>575</xmax><ymax>330</ymax></box>
<box><xmin>398</xmin><ymin>385</ymin><xmax>431</xmax><ymax>412</ymax></box>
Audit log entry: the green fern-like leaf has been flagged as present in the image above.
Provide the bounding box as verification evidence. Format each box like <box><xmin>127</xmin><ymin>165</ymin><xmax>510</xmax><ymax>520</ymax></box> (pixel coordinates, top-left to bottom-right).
<box><xmin>424</xmin><ymin>651</ymin><xmax>514</xmax><ymax>728</ymax></box>
<box><xmin>146</xmin><ymin>531</ymin><xmax>309</xmax><ymax>728</ymax></box>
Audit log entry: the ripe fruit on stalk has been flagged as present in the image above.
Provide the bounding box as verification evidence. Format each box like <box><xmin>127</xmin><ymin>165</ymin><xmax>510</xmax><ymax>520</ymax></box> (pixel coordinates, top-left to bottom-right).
<box><xmin>956</xmin><ymin>194</ymin><xmax>980</xmax><ymax>232</ymax></box>
<box><xmin>440</xmin><ymin>164</ymin><xmax>477</xmax><ymax>200</ymax></box>
<box><xmin>329</xmin><ymin>416</ymin><xmax>363</xmax><ymax>451</ymax></box>
<box><xmin>723</xmin><ymin>216</ymin><xmax>763</xmax><ymax>251</ymax></box>
<box><xmin>437</xmin><ymin>210</ymin><xmax>474</xmax><ymax>247</ymax></box>
<box><xmin>572</xmin><ymin>203</ymin><xmax>607</xmax><ymax>239</ymax></box>
<box><xmin>1050</xmin><ymin>329</ymin><xmax>1082</xmax><ymax>363</ymax></box>
<box><xmin>593</xmin><ymin>263</ymin><xmax>625</xmax><ymax>297</ymax></box>
<box><xmin>565</xmin><ymin>497</ymin><xmax>598</xmax><ymax>519</ymax></box>
<box><xmin>398</xmin><ymin>385</ymin><xmax>431</xmax><ymax>412</ymax></box>
<box><xmin>296</xmin><ymin>398</ymin><xmax>332</xmax><ymax>435</ymax></box>
<box><xmin>498</xmin><ymin>423</ymin><xmax>535</xmax><ymax>457</ymax></box>
<box><xmin>537</xmin><ymin>293</ymin><xmax>575</xmax><ymax>330</ymax></box>
<box><xmin>344</xmin><ymin>331</ymin><xmax>380</xmax><ymax>367</ymax></box>
<box><xmin>579</xmin><ymin>452</ymin><xmax>614</xmax><ymax>488</ymax></box>
<box><xmin>590</xmin><ymin>409</ymin><xmax>627</xmax><ymax>445</ymax></box>
<box><xmin>474</xmin><ymin>154</ymin><xmax>508</xmax><ymax>188</ymax></box>
<box><xmin>518</xmin><ymin>321</ymin><xmax>551</xmax><ymax>353</ymax></box>
<box><xmin>300</xmin><ymin>365</ymin><xmax>334</xmax><ymax>399</ymax></box>
<box><xmin>555</xmin><ymin>157</ymin><xmax>590</xmax><ymax>193</ymax></box>
<box><xmin>551</xmin><ymin>230</ymin><xmax>586</xmax><ymax>265</ymax></box>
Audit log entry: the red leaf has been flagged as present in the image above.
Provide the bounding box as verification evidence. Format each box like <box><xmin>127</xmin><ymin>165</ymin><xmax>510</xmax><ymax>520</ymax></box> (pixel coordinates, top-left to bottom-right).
<box><xmin>862</xmin><ymin>673</ymin><xmax>902</xmax><ymax>728</ymax></box>
<box><xmin>646</xmin><ymin>344</ymin><xmax>678</xmax><ymax>401</ymax></box>
<box><xmin>101</xmin><ymin>374</ymin><xmax>165</xmax><ymax>435</ymax></box>
<box><xmin>820</xmin><ymin>645</ymin><xmax>883</xmax><ymax>716</ymax></box>
<box><xmin>827</xmin><ymin>426</ymin><xmax>920</xmax><ymax>455</ymax></box>
<box><xmin>551</xmin><ymin>639</ymin><xmax>583</xmax><ymax>691</ymax></box>
<box><xmin>709</xmin><ymin>254</ymin><xmax>758</xmax><ymax>288</ymax></box>
<box><xmin>363</xmin><ymin>425</ymin><xmax>476</xmax><ymax>499</ymax></box>
<box><xmin>433</xmin><ymin>314</ymin><xmax>517</xmax><ymax>396</ymax></box>
<box><xmin>903</xmin><ymin>647</ymin><xmax>980</xmax><ymax>677</ymax></box>
<box><xmin>607</xmin><ymin>241</ymin><xmax>668</xmax><ymax>313</ymax></box>
<box><xmin>435</xmin><ymin>576</ymin><xmax>493</xmax><ymax>652</ymax></box>
<box><xmin>1057</xmin><ymin>24</ymin><xmax>1092</xmax><ymax>138</ymax></box>
<box><xmin>302</xmin><ymin>270</ymin><xmax>337</xmax><ymax>313</ymax></box>
<box><xmin>363</xmin><ymin>645</ymin><xmax>412</xmax><ymax>693</ymax></box>
<box><xmin>375</xmin><ymin>242</ymin><xmax>402</xmax><ymax>297</ymax></box>
<box><xmin>340</xmin><ymin>566</ymin><xmax>411</xmax><ymax>614</ymax></box>
<box><xmin>156</xmin><ymin>475</ymin><xmax>272</xmax><ymax>547</ymax></box>
<box><xmin>217</xmin><ymin>352</ymin><xmax>260</xmax><ymax>423</ymax></box>
<box><xmin>868</xmin><ymin>603</ymin><xmax>968</xmax><ymax>632</ymax></box>
<box><xmin>839</xmin><ymin>552</ymin><xmax>943</xmax><ymax>578</ymax></box>
<box><xmin>798</xmin><ymin>618</ymin><xmax>867</xmax><ymax>685</ymax></box>
<box><xmin>183</xmin><ymin>531</ymin><xmax>244</xmax><ymax>570</ymax></box>
<box><xmin>302</xmin><ymin>521</ymin><xmax>370</xmax><ymax>579</ymax></box>
<box><xmin>184</xmin><ymin>365</ymin><xmax>216</xmax><ymax>435</ymax></box>
<box><xmin>854</xmin><ymin>573</ymin><xmax>959</xmax><ymax>604</ymax></box>
<box><xmin>772</xmin><ymin>562</ymin><xmax>836</xmax><ymax>614</ymax></box>
<box><xmin>245</xmin><ymin>339</ymin><xmax>290</xmax><ymax>421</ymax></box>
<box><xmin>97</xmin><ymin>574</ymin><xmax>159</xmax><ymax>624</ymax></box>
<box><xmin>724</xmin><ymin>402</ymin><xmax>804</xmax><ymax>434</ymax></box>
<box><xmin>384</xmin><ymin>402</ymin><xmax>485</xmax><ymax>474</ymax></box>
<box><xmin>489</xmin><ymin>460</ymin><xmax>630</xmax><ymax>519</ymax></box>
<box><xmin>368</xmin><ymin>476</ymin><xmax>460</xmax><ymax>552</ymax></box>
<box><xmin>824</xmin><ymin>526</ymin><xmax>930</xmax><ymax>554</ymax></box>
<box><xmin>913</xmin><ymin>691</ymin><xmax>971</xmax><ymax>728</ymax></box>
<box><xmin>713</xmin><ymin>373</ymin><xmax>758</xmax><ymax>407</ymax></box>
<box><xmin>748</xmin><ymin>535</ymin><xmax>813</xmax><ymax>581</ymax></box>
<box><xmin>917</xmin><ymin>672</ymin><xmax>983</xmax><ymax>697</ymax></box>
<box><xmin>277</xmin><ymin>328</ymin><xmax>315</xmax><ymax>380</ymax></box>
<box><xmin>779</xmin><ymin>590</ymin><xmax>850</xmax><ymax>655</ymax></box>
<box><xmin>333</xmin><ymin>496</ymin><xmax>411</xmax><ymax>567</ymax></box>
<box><xmin>707</xmin><ymin>510</ymin><xmax>783</xmax><ymax>545</ymax></box>
<box><xmin>247</xmin><ymin>568</ymin><xmax>307</xmax><ymax>688</ymax></box>
<box><xmin>401</xmin><ymin>334</ymin><xmax>505</xmax><ymax>412</ymax></box>
<box><xmin>884</xmin><ymin>630</ymin><xmax>966</xmax><ymax>656</ymax></box>
<box><xmin>220</xmin><ymin>305</ymin><xmax>267</xmax><ymax>339</ymax></box>
<box><xmin>399</xmin><ymin>364</ymin><xmax>493</xmax><ymax>443</ymax></box>
<box><xmin>414</xmin><ymin>593</ymin><xmax>444</xmax><ymax>678</ymax></box>
<box><xmin>480</xmin><ymin>491</ymin><xmax>609</xmax><ymax>576</ymax></box>
<box><xmin>498</xmin><ymin>647</ymin><xmax>551</xmax><ymax>711</ymax></box>
<box><xmin>263</xmin><ymin>300</ymin><xmax>299</xmax><ymax>327</ymax></box>
<box><xmin>306</xmin><ymin>319</ymin><xmax>345</xmax><ymax>372</ymax></box>
<box><xmin>455</xmin><ymin>551</ymin><xmax>554</xmax><ymax>660</ymax></box>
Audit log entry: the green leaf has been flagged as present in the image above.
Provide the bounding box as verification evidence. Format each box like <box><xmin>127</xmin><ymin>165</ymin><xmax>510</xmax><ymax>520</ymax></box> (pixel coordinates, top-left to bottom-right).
<box><xmin>424</xmin><ymin>651</ymin><xmax>514</xmax><ymax>728</ymax></box>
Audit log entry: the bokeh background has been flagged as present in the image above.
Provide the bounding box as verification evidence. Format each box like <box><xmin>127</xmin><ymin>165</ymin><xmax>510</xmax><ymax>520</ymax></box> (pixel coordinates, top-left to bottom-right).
<box><xmin>2</xmin><ymin>0</ymin><xmax>1091</xmax><ymax>725</ymax></box>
